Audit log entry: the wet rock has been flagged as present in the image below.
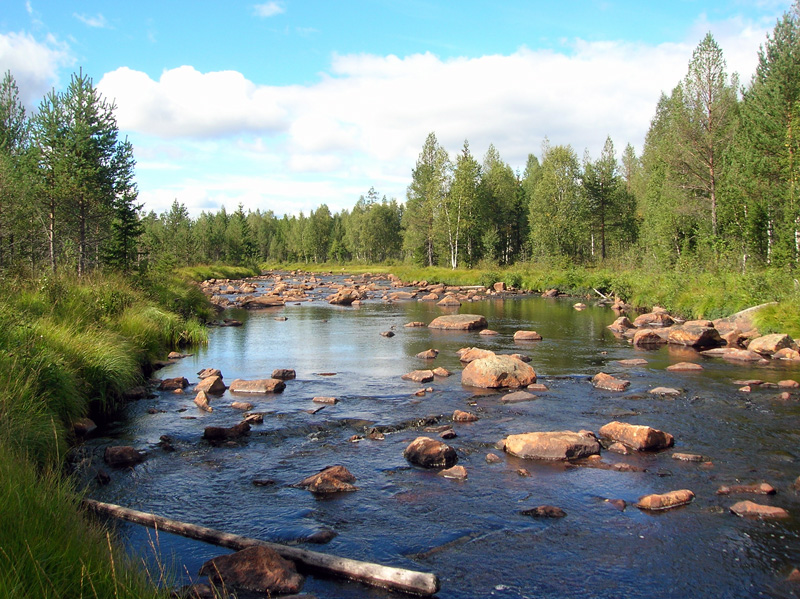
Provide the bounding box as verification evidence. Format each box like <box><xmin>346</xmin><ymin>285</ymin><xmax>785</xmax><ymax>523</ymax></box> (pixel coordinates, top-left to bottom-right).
<box><xmin>240</xmin><ymin>295</ymin><xmax>285</xmax><ymax>308</ymax></box>
<box><xmin>729</xmin><ymin>500</ymin><xmax>789</xmax><ymax>519</ymax></box>
<box><xmin>416</xmin><ymin>349</ymin><xmax>439</xmax><ymax>359</ymax></box>
<box><xmin>197</xmin><ymin>368</ymin><xmax>222</xmax><ymax>379</ymax></box>
<box><xmin>304</xmin><ymin>528</ymin><xmax>338</xmax><ymax>544</ymax></box>
<box><xmin>402</xmin><ymin>370</ymin><xmax>435</xmax><ymax>383</ymax></box>
<box><xmin>574</xmin><ymin>303</ymin><xmax>587</xmax><ymax>311</ymax></box>
<box><xmin>666</xmin><ymin>362</ymin><xmax>703</xmax><ymax>372</ymax></box>
<box><xmin>194</xmin><ymin>390</ymin><xmax>213</xmax><ymax>412</ymax></box>
<box><xmin>168</xmin><ymin>351</ymin><xmax>189</xmax><ymax>359</ymax></box>
<box><xmin>667</xmin><ymin>325</ymin><xmax>723</xmax><ymax>349</ymax></box>
<box><xmin>328</xmin><ymin>288</ymin><xmax>364</xmax><ymax>306</ymax></box>
<box><xmin>527</xmin><ymin>383</ymin><xmax>548</xmax><ymax>391</ymax></box>
<box><xmin>591</xmin><ymin>372</ymin><xmax>630</xmax><ymax>392</ymax></box>
<box><xmin>774</xmin><ymin>348</ymin><xmax>800</xmax><ymax>360</ymax></box>
<box><xmin>229</xmin><ymin>378</ymin><xmax>286</xmax><ymax>393</ymax></box>
<box><xmin>453</xmin><ymin>409</ymin><xmax>479</xmax><ymax>422</ymax></box>
<box><xmin>507</xmin><ymin>353</ymin><xmax>532</xmax><ymax>363</ymax></box>
<box><xmin>521</xmin><ymin>505</ymin><xmax>566</xmax><ymax>518</ymax></box>
<box><xmin>633</xmin><ymin>312</ymin><xmax>675</xmax><ymax>328</ymax></box>
<box><xmin>296</xmin><ymin>465</ymin><xmax>357</xmax><ymax>493</ymax></box>
<box><xmin>458</xmin><ymin>347</ymin><xmax>497</xmax><ymax>363</ymax></box>
<box><xmin>159</xmin><ymin>377</ymin><xmax>189</xmax><ymax>391</ymax></box>
<box><xmin>271</xmin><ymin>368</ymin><xmax>296</xmax><ymax>380</ymax></box>
<box><xmin>485</xmin><ymin>452</ymin><xmax>502</xmax><ymax>464</ymax></box>
<box><xmin>514</xmin><ymin>330</ymin><xmax>543</xmax><ymax>341</ymax></box>
<box><xmin>739</xmin><ymin>385</ymin><xmax>752</xmax><ymax>393</ymax></box>
<box><xmin>404</xmin><ymin>321</ymin><xmax>426</xmax><ymax>327</ymax></box>
<box><xmin>616</xmin><ymin>358</ymin><xmax>648</xmax><ymax>366</ymax></box>
<box><xmin>779</xmin><ymin>379</ymin><xmax>800</xmax><ymax>388</ymax></box>
<box><xmin>598</xmin><ymin>421</ymin><xmax>674</xmax><ymax>451</ymax></box>
<box><xmin>501</xmin><ymin>390</ymin><xmax>537</xmax><ymax>403</ymax></box>
<box><xmin>381</xmin><ymin>330</ymin><xmax>395</xmax><ymax>337</ymax></box>
<box><xmin>605</xmin><ymin>499</ymin><xmax>626</xmax><ymax>511</ymax></box>
<box><xmin>427</xmin><ymin>314</ymin><xmax>488</xmax><ymax>330</ymax></box>
<box><xmin>502</xmin><ymin>430</ymin><xmax>600</xmax><ymax>461</ymax></box>
<box><xmin>607</xmin><ymin>316</ymin><xmax>635</xmax><ymax>333</ymax></box>
<box><xmin>403</xmin><ymin>436</ymin><xmax>458</xmax><ymax>468</ymax></box>
<box><xmin>72</xmin><ymin>417</ymin><xmax>97</xmax><ymax>437</ymax></box>
<box><xmin>462</xmin><ymin>355</ymin><xmax>537</xmax><ymax>389</ymax></box>
<box><xmin>493</xmin><ymin>282</ymin><xmax>506</xmax><ymax>292</ymax></box>
<box><xmin>203</xmin><ymin>422</ymin><xmax>250</xmax><ymax>441</ymax></box>
<box><xmin>195</xmin><ymin>375</ymin><xmax>226</xmax><ymax>395</ymax></box>
<box><xmin>199</xmin><ymin>546</ymin><xmax>304</xmax><ymax>595</ymax></box>
<box><xmin>702</xmin><ymin>347</ymin><xmax>765</xmax><ymax>362</ymax></box>
<box><xmin>252</xmin><ymin>478</ymin><xmax>276</xmax><ymax>487</ymax></box>
<box><xmin>124</xmin><ymin>386</ymin><xmax>149</xmax><ymax>400</ymax></box>
<box><xmin>231</xmin><ymin>401</ymin><xmax>253</xmax><ymax>410</ymax></box>
<box><xmin>439</xmin><ymin>465</ymin><xmax>468</xmax><ymax>480</ymax></box>
<box><xmin>432</xmin><ymin>367</ymin><xmax>452</xmax><ymax>377</ymax></box>
<box><xmin>607</xmin><ymin>442</ymin><xmax>631</xmax><ymax>455</ymax></box>
<box><xmin>480</xmin><ymin>329</ymin><xmax>499</xmax><ymax>336</ymax></box>
<box><xmin>243</xmin><ymin>412</ymin><xmax>264</xmax><ymax>424</ymax></box>
<box><xmin>633</xmin><ymin>329</ymin><xmax>667</xmax><ymax>347</ymax></box>
<box><xmin>517</xmin><ymin>468</ymin><xmax>531</xmax><ymax>477</ymax></box>
<box><xmin>650</xmin><ymin>387</ymin><xmax>681</xmax><ymax>396</ymax></box>
<box><xmin>437</xmin><ymin>296</ymin><xmax>462</xmax><ymax>307</ymax></box>
<box><xmin>439</xmin><ymin>428</ymin><xmax>457</xmax><ymax>439</ymax></box>
<box><xmin>95</xmin><ymin>469</ymin><xmax>111</xmax><ymax>485</ymax></box>
<box><xmin>542</xmin><ymin>289</ymin><xmax>558</xmax><ymax>298</ymax></box>
<box><xmin>716</xmin><ymin>483</ymin><xmax>776</xmax><ymax>495</ymax></box>
<box><xmin>747</xmin><ymin>333</ymin><xmax>798</xmax><ymax>356</ymax></box>
<box><xmin>312</xmin><ymin>396</ymin><xmax>338</xmax><ymax>404</ymax></box>
<box><xmin>104</xmin><ymin>446</ymin><xmax>144</xmax><ymax>468</ymax></box>
<box><xmin>672</xmin><ymin>453</ymin><xmax>704</xmax><ymax>462</ymax></box>
<box><xmin>636</xmin><ymin>489</ymin><xmax>694</xmax><ymax>510</ymax></box>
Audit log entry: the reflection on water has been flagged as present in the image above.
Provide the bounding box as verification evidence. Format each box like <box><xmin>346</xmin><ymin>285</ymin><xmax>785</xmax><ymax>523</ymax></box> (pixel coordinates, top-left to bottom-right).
<box><xmin>87</xmin><ymin>280</ymin><xmax>800</xmax><ymax>598</ymax></box>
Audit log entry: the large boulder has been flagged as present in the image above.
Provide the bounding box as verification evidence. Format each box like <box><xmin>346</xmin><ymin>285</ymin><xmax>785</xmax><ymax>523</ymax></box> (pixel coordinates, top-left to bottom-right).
<box><xmin>502</xmin><ymin>430</ymin><xmax>600</xmax><ymax>461</ymax></box>
<box><xmin>229</xmin><ymin>378</ymin><xmax>286</xmax><ymax>393</ymax></box>
<box><xmin>747</xmin><ymin>333</ymin><xmax>798</xmax><ymax>356</ymax></box>
<box><xmin>667</xmin><ymin>325</ymin><xmax>723</xmax><ymax>349</ymax></box>
<box><xmin>199</xmin><ymin>546</ymin><xmax>304</xmax><ymax>595</ymax></box>
<box><xmin>403</xmin><ymin>436</ymin><xmax>458</xmax><ymax>468</ymax></box>
<box><xmin>462</xmin><ymin>355</ymin><xmax>537</xmax><ymax>389</ymax></box>
<box><xmin>295</xmin><ymin>465</ymin><xmax>357</xmax><ymax>493</ymax></box>
<box><xmin>458</xmin><ymin>347</ymin><xmax>496</xmax><ymax>363</ymax></box>
<box><xmin>428</xmin><ymin>314</ymin><xmax>488</xmax><ymax>330</ymax></box>
<box><xmin>633</xmin><ymin>329</ymin><xmax>668</xmax><ymax>347</ymax></box>
<box><xmin>598</xmin><ymin>421</ymin><xmax>674</xmax><ymax>451</ymax></box>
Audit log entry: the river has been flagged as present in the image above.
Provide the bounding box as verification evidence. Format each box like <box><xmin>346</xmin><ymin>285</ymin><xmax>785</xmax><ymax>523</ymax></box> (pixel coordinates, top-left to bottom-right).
<box><xmin>87</xmin><ymin>274</ymin><xmax>800</xmax><ymax>598</ymax></box>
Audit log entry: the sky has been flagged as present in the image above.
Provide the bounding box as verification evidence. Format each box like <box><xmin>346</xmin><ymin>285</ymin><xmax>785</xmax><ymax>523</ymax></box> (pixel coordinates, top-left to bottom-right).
<box><xmin>0</xmin><ymin>1</ymin><xmax>794</xmax><ymax>218</ymax></box>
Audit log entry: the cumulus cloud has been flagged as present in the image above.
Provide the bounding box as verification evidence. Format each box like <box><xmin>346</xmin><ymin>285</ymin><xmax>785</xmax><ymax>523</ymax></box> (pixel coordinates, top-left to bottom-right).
<box><xmin>74</xmin><ymin>13</ymin><xmax>111</xmax><ymax>29</ymax></box>
<box><xmin>253</xmin><ymin>2</ymin><xmax>285</xmax><ymax>18</ymax></box>
<box><xmin>0</xmin><ymin>31</ymin><xmax>73</xmax><ymax>106</ymax></box>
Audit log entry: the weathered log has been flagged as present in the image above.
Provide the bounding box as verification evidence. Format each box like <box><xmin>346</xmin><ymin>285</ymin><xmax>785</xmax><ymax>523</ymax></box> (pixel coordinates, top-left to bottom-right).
<box><xmin>82</xmin><ymin>498</ymin><xmax>440</xmax><ymax>596</ymax></box>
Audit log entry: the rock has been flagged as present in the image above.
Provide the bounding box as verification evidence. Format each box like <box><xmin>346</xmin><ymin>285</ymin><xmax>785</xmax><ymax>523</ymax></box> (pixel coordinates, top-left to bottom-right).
<box><xmin>598</xmin><ymin>421</ymin><xmax>674</xmax><ymax>451</ymax></box>
<box><xmin>404</xmin><ymin>321</ymin><xmax>426</xmax><ymax>327</ymax></box>
<box><xmin>667</xmin><ymin>325</ymin><xmax>723</xmax><ymax>349</ymax></box>
<box><xmin>501</xmin><ymin>390</ymin><xmax>537</xmax><ymax>403</ymax></box>
<box><xmin>666</xmin><ymin>362</ymin><xmax>703</xmax><ymax>372</ymax></box>
<box><xmin>168</xmin><ymin>351</ymin><xmax>188</xmax><ymax>359</ymax></box>
<box><xmin>607</xmin><ymin>442</ymin><xmax>630</xmax><ymax>455</ymax></box>
<box><xmin>401</xmin><ymin>370</ymin><xmax>435</xmax><ymax>383</ymax></box>
<box><xmin>439</xmin><ymin>465</ymin><xmax>468</xmax><ymax>480</ymax></box>
<box><xmin>716</xmin><ymin>483</ymin><xmax>776</xmax><ymax>495</ymax></box>
<box><xmin>721</xmin><ymin>329</ymin><xmax>747</xmax><ymax>347</ymax></box>
<box><xmin>650</xmin><ymin>386</ymin><xmax>681</xmax><ymax>396</ymax></box>
<box><xmin>729</xmin><ymin>500</ymin><xmax>789</xmax><ymax>519</ymax></box>
<box><xmin>437</xmin><ymin>296</ymin><xmax>462</xmax><ymax>307</ymax></box>
<box><xmin>428</xmin><ymin>314</ymin><xmax>488</xmax><ymax>330</ymax></box>
<box><xmin>748</xmin><ymin>333</ymin><xmax>798</xmax><ymax>356</ymax></box>
<box><xmin>432</xmin><ymin>367</ymin><xmax>452</xmax><ymax>377</ymax></box>
<box><xmin>462</xmin><ymin>355</ymin><xmax>537</xmax><ymax>389</ymax></box>
<box><xmin>303</xmin><ymin>528</ymin><xmax>337</xmax><ymax>544</ymax></box>
<box><xmin>574</xmin><ymin>303</ymin><xmax>587</xmax><ymax>311</ymax></box>
<box><xmin>774</xmin><ymin>348</ymin><xmax>800</xmax><ymax>360</ymax></box>
<box><xmin>591</xmin><ymin>372</ymin><xmax>631</xmax><ymax>392</ymax></box>
<box><xmin>313</xmin><ymin>396</ymin><xmax>338</xmax><ymax>404</ymax></box>
<box><xmin>672</xmin><ymin>452</ymin><xmax>704</xmax><ymax>462</ymax></box>
<box><xmin>240</xmin><ymin>295</ymin><xmax>285</xmax><ymax>308</ymax></box>
<box><xmin>453</xmin><ymin>409</ymin><xmax>479</xmax><ymax>422</ymax></box>
<box><xmin>514</xmin><ymin>330</ymin><xmax>543</xmax><ymax>341</ymax></box>
<box><xmin>229</xmin><ymin>378</ymin><xmax>286</xmax><ymax>393</ymax></box>
<box><xmin>502</xmin><ymin>430</ymin><xmax>601</xmax><ymax>461</ymax></box>
<box><xmin>420</xmin><ymin>293</ymin><xmax>439</xmax><ymax>301</ymax></box>
<box><xmin>199</xmin><ymin>546</ymin><xmax>304</xmax><ymax>595</ymax></box>
<box><xmin>485</xmin><ymin>453</ymin><xmax>502</xmax><ymax>464</ymax></box>
<box><xmin>521</xmin><ymin>505</ymin><xmax>566</xmax><ymax>518</ymax></box>
<box><xmin>197</xmin><ymin>368</ymin><xmax>222</xmax><ymax>379</ymax></box>
<box><xmin>231</xmin><ymin>401</ymin><xmax>253</xmax><ymax>411</ymax></box>
<box><xmin>243</xmin><ymin>412</ymin><xmax>264</xmax><ymax>424</ymax></box>
<box><xmin>195</xmin><ymin>375</ymin><xmax>226</xmax><ymax>395</ymax></box>
<box><xmin>123</xmin><ymin>386</ymin><xmax>149</xmax><ymax>400</ymax></box>
<box><xmin>493</xmin><ymin>282</ymin><xmax>506</xmax><ymax>292</ymax></box>
<box><xmin>403</xmin><ymin>436</ymin><xmax>458</xmax><ymax>468</ymax></box>
<box><xmin>701</xmin><ymin>347</ymin><xmax>765</xmax><ymax>362</ymax></box>
<box><xmin>203</xmin><ymin>422</ymin><xmax>250</xmax><ymax>441</ymax></box>
<box><xmin>605</xmin><ymin>499</ymin><xmax>627</xmax><ymax>511</ymax></box>
<box><xmin>633</xmin><ymin>329</ymin><xmax>667</xmax><ymax>347</ymax></box>
<box><xmin>633</xmin><ymin>312</ymin><xmax>675</xmax><ymax>328</ymax></box>
<box><xmin>607</xmin><ymin>316</ymin><xmax>635</xmax><ymax>333</ymax></box>
<box><xmin>416</xmin><ymin>349</ymin><xmax>439</xmax><ymax>359</ymax></box>
<box><xmin>296</xmin><ymin>465</ymin><xmax>357</xmax><ymax>493</ymax></box>
<box><xmin>328</xmin><ymin>288</ymin><xmax>364</xmax><ymax>305</ymax></box>
<box><xmin>72</xmin><ymin>417</ymin><xmax>97</xmax><ymax>436</ymax></box>
<box><xmin>104</xmin><ymin>446</ymin><xmax>144</xmax><ymax>467</ymax></box>
<box><xmin>779</xmin><ymin>379</ymin><xmax>800</xmax><ymax>388</ymax></box>
<box><xmin>389</xmin><ymin>291</ymin><xmax>416</xmax><ymax>301</ymax></box>
<box><xmin>271</xmin><ymin>368</ymin><xmax>296</xmax><ymax>380</ymax></box>
<box><xmin>458</xmin><ymin>347</ymin><xmax>497</xmax><ymax>363</ymax></box>
<box><xmin>194</xmin><ymin>390</ymin><xmax>213</xmax><ymax>412</ymax></box>
<box><xmin>507</xmin><ymin>353</ymin><xmax>532</xmax><ymax>363</ymax></box>
<box><xmin>380</xmin><ymin>330</ymin><xmax>395</xmax><ymax>337</ymax></box>
<box><xmin>542</xmin><ymin>289</ymin><xmax>559</xmax><ymax>298</ymax></box>
<box><xmin>159</xmin><ymin>377</ymin><xmax>189</xmax><ymax>391</ymax></box>
<box><xmin>636</xmin><ymin>489</ymin><xmax>694</xmax><ymax>510</ymax></box>
<box><xmin>617</xmin><ymin>358</ymin><xmax>648</xmax><ymax>366</ymax></box>
<box><xmin>439</xmin><ymin>428</ymin><xmax>457</xmax><ymax>439</ymax></box>
<box><xmin>517</xmin><ymin>468</ymin><xmax>531</xmax><ymax>477</ymax></box>
<box><xmin>95</xmin><ymin>469</ymin><xmax>111</xmax><ymax>485</ymax></box>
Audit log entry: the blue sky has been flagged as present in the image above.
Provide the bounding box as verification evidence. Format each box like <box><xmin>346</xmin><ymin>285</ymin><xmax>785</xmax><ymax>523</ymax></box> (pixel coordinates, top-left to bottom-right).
<box><xmin>0</xmin><ymin>1</ymin><xmax>793</xmax><ymax>217</ymax></box>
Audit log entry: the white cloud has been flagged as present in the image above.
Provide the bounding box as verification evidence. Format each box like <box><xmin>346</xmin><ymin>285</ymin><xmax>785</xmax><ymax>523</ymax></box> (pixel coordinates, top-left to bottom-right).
<box><xmin>100</xmin><ymin>14</ymin><xmax>772</xmax><ymax>217</ymax></box>
<box><xmin>0</xmin><ymin>31</ymin><xmax>73</xmax><ymax>107</ymax></box>
<box><xmin>253</xmin><ymin>2</ymin><xmax>285</xmax><ymax>18</ymax></box>
<box><xmin>73</xmin><ymin>13</ymin><xmax>111</xmax><ymax>29</ymax></box>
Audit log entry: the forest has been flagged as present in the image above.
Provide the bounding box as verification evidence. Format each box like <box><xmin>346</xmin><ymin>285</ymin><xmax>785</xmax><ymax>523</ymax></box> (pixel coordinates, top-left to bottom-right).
<box><xmin>2</xmin><ymin>9</ymin><xmax>800</xmax><ymax>279</ymax></box>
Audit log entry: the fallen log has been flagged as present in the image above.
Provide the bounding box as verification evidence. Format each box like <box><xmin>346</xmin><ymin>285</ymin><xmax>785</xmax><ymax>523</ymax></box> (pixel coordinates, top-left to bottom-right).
<box><xmin>82</xmin><ymin>498</ymin><xmax>440</xmax><ymax>596</ymax></box>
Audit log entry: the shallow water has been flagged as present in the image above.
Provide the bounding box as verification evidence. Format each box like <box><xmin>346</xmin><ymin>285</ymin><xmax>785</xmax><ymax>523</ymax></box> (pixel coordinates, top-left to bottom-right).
<box><xmin>86</xmin><ymin>275</ymin><xmax>800</xmax><ymax>598</ymax></box>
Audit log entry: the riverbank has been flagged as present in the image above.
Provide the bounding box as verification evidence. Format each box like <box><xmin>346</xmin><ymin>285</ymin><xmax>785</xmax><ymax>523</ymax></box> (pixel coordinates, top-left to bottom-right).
<box><xmin>260</xmin><ymin>261</ymin><xmax>800</xmax><ymax>337</ymax></box>
<box><xmin>0</xmin><ymin>270</ymin><xmax>212</xmax><ymax>599</ymax></box>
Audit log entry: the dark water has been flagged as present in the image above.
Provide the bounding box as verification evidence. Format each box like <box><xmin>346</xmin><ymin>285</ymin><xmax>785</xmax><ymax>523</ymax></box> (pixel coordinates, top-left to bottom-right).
<box><xmin>85</xmin><ymin>276</ymin><xmax>800</xmax><ymax>598</ymax></box>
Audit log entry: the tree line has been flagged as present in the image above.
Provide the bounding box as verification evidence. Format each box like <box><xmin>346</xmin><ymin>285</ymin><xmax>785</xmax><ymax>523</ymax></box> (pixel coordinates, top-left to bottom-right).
<box><xmin>2</xmin><ymin>4</ymin><xmax>800</xmax><ymax>275</ymax></box>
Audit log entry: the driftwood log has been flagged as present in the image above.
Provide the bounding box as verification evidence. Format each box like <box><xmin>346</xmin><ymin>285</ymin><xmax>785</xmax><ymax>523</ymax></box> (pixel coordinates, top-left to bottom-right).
<box><xmin>82</xmin><ymin>498</ymin><xmax>440</xmax><ymax>596</ymax></box>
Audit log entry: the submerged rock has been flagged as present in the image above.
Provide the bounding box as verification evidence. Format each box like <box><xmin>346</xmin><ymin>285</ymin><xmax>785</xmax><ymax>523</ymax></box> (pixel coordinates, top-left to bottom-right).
<box><xmin>521</xmin><ymin>505</ymin><xmax>566</xmax><ymax>518</ymax></box>
<box><xmin>199</xmin><ymin>546</ymin><xmax>304</xmax><ymax>595</ymax></box>
<box><xmin>295</xmin><ymin>465</ymin><xmax>357</xmax><ymax>493</ymax></box>
<box><xmin>203</xmin><ymin>422</ymin><xmax>250</xmax><ymax>441</ymax></box>
<box><xmin>104</xmin><ymin>446</ymin><xmax>144</xmax><ymax>468</ymax></box>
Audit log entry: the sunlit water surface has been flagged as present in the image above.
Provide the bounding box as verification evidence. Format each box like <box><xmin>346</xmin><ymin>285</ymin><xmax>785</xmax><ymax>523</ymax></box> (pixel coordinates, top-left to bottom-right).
<box><xmin>84</xmin><ymin>276</ymin><xmax>800</xmax><ymax>598</ymax></box>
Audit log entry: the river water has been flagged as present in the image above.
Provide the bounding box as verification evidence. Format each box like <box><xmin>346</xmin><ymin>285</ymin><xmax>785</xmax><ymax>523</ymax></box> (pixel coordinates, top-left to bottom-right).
<box><xmin>87</xmin><ymin>274</ymin><xmax>800</xmax><ymax>598</ymax></box>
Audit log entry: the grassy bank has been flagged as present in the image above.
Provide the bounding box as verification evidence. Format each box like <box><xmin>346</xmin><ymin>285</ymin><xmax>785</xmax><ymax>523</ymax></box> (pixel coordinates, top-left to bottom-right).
<box><xmin>0</xmin><ymin>271</ymin><xmax>211</xmax><ymax>598</ymax></box>
<box><xmin>261</xmin><ymin>260</ymin><xmax>800</xmax><ymax>337</ymax></box>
